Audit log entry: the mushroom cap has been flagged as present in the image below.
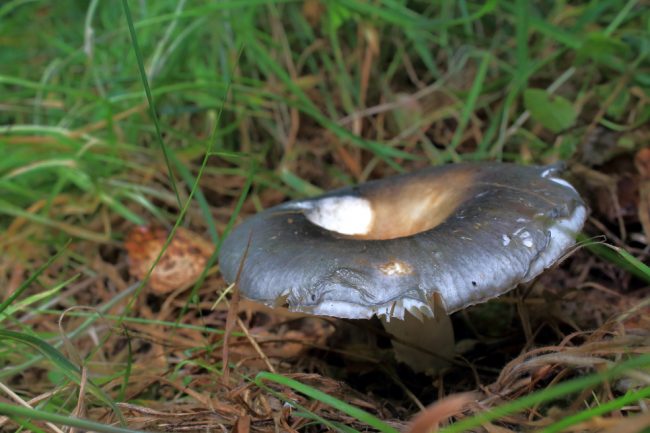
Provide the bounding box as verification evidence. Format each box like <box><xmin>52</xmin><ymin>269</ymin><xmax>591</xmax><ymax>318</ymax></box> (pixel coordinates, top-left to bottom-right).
<box><xmin>219</xmin><ymin>163</ymin><xmax>586</xmax><ymax>320</ymax></box>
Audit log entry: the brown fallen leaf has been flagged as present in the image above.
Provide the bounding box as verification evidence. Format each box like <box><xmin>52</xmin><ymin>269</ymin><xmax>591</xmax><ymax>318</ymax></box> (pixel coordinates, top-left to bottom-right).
<box><xmin>125</xmin><ymin>226</ymin><xmax>214</xmax><ymax>294</ymax></box>
<box><xmin>408</xmin><ymin>392</ymin><xmax>478</xmax><ymax>433</ymax></box>
<box><xmin>232</xmin><ymin>414</ymin><xmax>250</xmax><ymax>433</ymax></box>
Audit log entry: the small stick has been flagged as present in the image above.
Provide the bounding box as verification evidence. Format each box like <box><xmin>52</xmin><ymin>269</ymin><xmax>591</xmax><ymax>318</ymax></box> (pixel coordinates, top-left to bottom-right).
<box><xmin>0</xmin><ymin>382</ymin><xmax>66</xmax><ymax>433</ymax></box>
<box><xmin>222</xmin><ymin>232</ymin><xmax>252</xmax><ymax>385</ymax></box>
<box><xmin>236</xmin><ymin>316</ymin><xmax>276</xmax><ymax>373</ymax></box>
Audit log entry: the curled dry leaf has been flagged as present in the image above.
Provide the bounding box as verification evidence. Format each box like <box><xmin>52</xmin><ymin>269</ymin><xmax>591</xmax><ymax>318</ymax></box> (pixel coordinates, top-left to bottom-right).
<box><xmin>408</xmin><ymin>392</ymin><xmax>478</xmax><ymax>433</ymax></box>
<box><xmin>232</xmin><ymin>414</ymin><xmax>250</xmax><ymax>433</ymax></box>
<box><xmin>125</xmin><ymin>226</ymin><xmax>215</xmax><ymax>294</ymax></box>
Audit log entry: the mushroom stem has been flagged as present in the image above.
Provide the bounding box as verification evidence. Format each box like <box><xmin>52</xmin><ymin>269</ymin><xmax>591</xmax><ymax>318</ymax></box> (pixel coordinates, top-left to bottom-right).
<box><xmin>380</xmin><ymin>304</ymin><xmax>455</xmax><ymax>374</ymax></box>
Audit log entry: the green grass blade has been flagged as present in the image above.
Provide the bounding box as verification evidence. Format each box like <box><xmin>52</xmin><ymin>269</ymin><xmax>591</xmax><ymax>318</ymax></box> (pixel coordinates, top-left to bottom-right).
<box><xmin>0</xmin><ymin>330</ymin><xmax>79</xmax><ymax>373</ymax></box>
<box><xmin>515</xmin><ymin>0</ymin><xmax>529</xmax><ymax>77</ymax></box>
<box><xmin>0</xmin><ymin>283</ymin><xmax>137</xmax><ymax>380</ymax></box>
<box><xmin>121</xmin><ymin>0</ymin><xmax>182</xmax><ymax>209</ymax></box>
<box><xmin>98</xmin><ymin>191</ymin><xmax>147</xmax><ymax>225</ymax></box>
<box><xmin>169</xmin><ymin>151</ymin><xmax>219</xmax><ymax>243</ymax></box>
<box><xmin>0</xmin><ymin>75</ymin><xmax>96</xmax><ymax>99</ymax></box>
<box><xmin>0</xmin><ymin>198</ymin><xmax>109</xmax><ymax>243</ymax></box>
<box><xmin>291</xmin><ymin>410</ymin><xmax>362</xmax><ymax>433</ymax></box>
<box><xmin>336</xmin><ymin>0</ymin><xmax>433</xmax><ymax>28</ymax></box>
<box><xmin>255</xmin><ymin>372</ymin><xmax>399</xmax><ymax>433</ymax></box>
<box><xmin>609</xmin><ymin>245</ymin><xmax>650</xmax><ymax>280</ymax></box>
<box><xmin>449</xmin><ymin>52</ymin><xmax>490</xmax><ymax>151</ymax></box>
<box><xmin>604</xmin><ymin>0</ymin><xmax>639</xmax><ymax>36</ymax></box>
<box><xmin>0</xmin><ymin>0</ymin><xmax>40</xmax><ymax>19</ymax></box>
<box><xmin>0</xmin><ymin>240</ymin><xmax>69</xmax><ymax>316</ymax></box>
<box><xmin>173</xmin><ymin>159</ymin><xmax>255</xmax><ymax>333</ymax></box>
<box><xmin>540</xmin><ymin>386</ymin><xmax>650</xmax><ymax>433</ymax></box>
<box><xmin>279</xmin><ymin>167</ymin><xmax>324</xmax><ymax>196</ymax></box>
<box><xmin>173</xmin><ymin>48</ymin><xmax>243</xmax><ymax>329</ymax></box>
<box><xmin>444</xmin><ymin>0</ymin><xmax>498</xmax><ymax>27</ymax></box>
<box><xmin>0</xmin><ymin>275</ymin><xmax>78</xmax><ymax>322</ymax></box>
<box><xmin>0</xmin><ymin>402</ymin><xmax>144</xmax><ymax>433</ymax></box>
<box><xmin>0</xmin><ymin>330</ymin><xmax>125</xmax><ymax>424</ymax></box>
<box><xmin>584</xmin><ymin>240</ymin><xmax>650</xmax><ymax>284</ymax></box>
<box><xmin>529</xmin><ymin>16</ymin><xmax>582</xmax><ymax>49</ymax></box>
<box><xmin>118</xmin><ymin>326</ymin><xmax>134</xmax><ymax>402</ymax></box>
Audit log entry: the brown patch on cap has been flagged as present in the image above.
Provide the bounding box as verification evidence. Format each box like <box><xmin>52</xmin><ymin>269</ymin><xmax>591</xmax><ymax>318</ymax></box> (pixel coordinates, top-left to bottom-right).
<box><xmin>379</xmin><ymin>260</ymin><xmax>414</xmax><ymax>276</ymax></box>
<box><xmin>352</xmin><ymin>166</ymin><xmax>477</xmax><ymax>240</ymax></box>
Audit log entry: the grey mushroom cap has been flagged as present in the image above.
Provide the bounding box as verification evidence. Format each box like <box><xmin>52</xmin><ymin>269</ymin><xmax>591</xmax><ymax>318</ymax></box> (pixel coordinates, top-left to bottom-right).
<box><xmin>219</xmin><ymin>162</ymin><xmax>587</xmax><ymax>320</ymax></box>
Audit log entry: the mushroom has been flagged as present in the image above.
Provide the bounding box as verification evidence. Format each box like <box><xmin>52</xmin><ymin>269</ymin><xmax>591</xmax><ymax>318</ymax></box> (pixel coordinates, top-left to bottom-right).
<box><xmin>218</xmin><ymin>163</ymin><xmax>587</xmax><ymax>374</ymax></box>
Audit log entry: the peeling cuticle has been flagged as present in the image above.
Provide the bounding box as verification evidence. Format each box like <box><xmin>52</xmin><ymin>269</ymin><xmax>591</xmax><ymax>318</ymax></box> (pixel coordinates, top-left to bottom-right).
<box><xmin>379</xmin><ymin>260</ymin><xmax>413</xmax><ymax>276</ymax></box>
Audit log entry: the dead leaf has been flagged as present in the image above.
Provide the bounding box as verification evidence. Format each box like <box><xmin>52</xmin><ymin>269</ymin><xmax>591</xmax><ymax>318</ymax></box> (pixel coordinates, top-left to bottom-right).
<box><xmin>232</xmin><ymin>414</ymin><xmax>250</xmax><ymax>433</ymax></box>
<box><xmin>125</xmin><ymin>226</ymin><xmax>214</xmax><ymax>294</ymax></box>
<box><xmin>408</xmin><ymin>393</ymin><xmax>478</xmax><ymax>433</ymax></box>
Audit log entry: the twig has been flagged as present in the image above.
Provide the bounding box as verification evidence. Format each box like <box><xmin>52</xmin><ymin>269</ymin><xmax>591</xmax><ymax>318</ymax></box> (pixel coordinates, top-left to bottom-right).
<box><xmin>236</xmin><ymin>317</ymin><xmax>276</xmax><ymax>373</ymax></box>
<box><xmin>222</xmin><ymin>232</ymin><xmax>252</xmax><ymax>385</ymax></box>
<box><xmin>0</xmin><ymin>382</ymin><xmax>65</xmax><ymax>433</ymax></box>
